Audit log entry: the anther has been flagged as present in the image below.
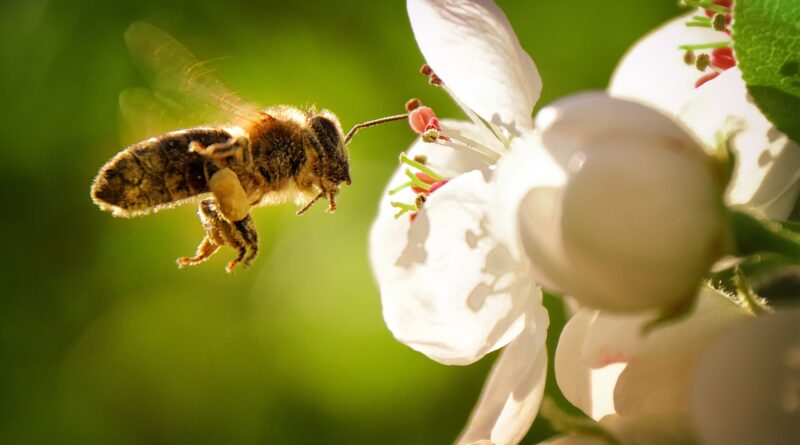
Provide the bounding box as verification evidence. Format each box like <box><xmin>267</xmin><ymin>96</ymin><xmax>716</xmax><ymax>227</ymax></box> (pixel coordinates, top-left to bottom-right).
<box><xmin>413</xmin><ymin>154</ymin><xmax>428</xmax><ymax>164</ymax></box>
<box><xmin>409</xmin><ymin>106</ymin><xmax>438</xmax><ymax>134</ymax></box>
<box><xmin>712</xmin><ymin>13</ymin><xmax>727</xmax><ymax>31</ymax></box>
<box><xmin>422</xmin><ymin>128</ymin><xmax>440</xmax><ymax>143</ymax></box>
<box><xmin>429</xmin><ymin>74</ymin><xmax>443</xmax><ymax>86</ymax></box>
<box><xmin>695</xmin><ymin>53</ymin><xmax>710</xmax><ymax>71</ymax></box>
<box><xmin>684</xmin><ymin>50</ymin><xmax>696</xmax><ymax>65</ymax></box>
<box><xmin>420</xmin><ymin>64</ymin><xmax>433</xmax><ymax>76</ymax></box>
<box><xmin>405</xmin><ymin>98</ymin><xmax>421</xmax><ymax>112</ymax></box>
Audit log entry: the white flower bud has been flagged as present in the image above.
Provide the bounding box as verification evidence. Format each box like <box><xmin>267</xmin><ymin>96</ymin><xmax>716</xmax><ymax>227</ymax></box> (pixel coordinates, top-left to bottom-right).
<box><xmin>503</xmin><ymin>93</ymin><xmax>726</xmax><ymax>312</ymax></box>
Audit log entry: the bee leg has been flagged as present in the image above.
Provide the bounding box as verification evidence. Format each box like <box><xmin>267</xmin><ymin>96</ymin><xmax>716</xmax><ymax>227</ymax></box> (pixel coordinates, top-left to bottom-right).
<box><xmin>189</xmin><ymin>135</ymin><xmax>248</xmax><ymax>162</ymax></box>
<box><xmin>176</xmin><ymin>199</ymin><xmax>226</xmax><ymax>269</ymax></box>
<box><xmin>230</xmin><ymin>215</ymin><xmax>259</xmax><ymax>271</ymax></box>
<box><xmin>326</xmin><ymin>189</ymin><xmax>337</xmax><ymax>213</ymax></box>
<box><xmin>176</xmin><ymin>198</ymin><xmax>259</xmax><ymax>273</ymax></box>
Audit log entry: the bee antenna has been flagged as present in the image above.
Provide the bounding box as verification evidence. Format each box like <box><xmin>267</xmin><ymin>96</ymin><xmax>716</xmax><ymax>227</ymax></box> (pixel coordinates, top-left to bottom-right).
<box><xmin>344</xmin><ymin>113</ymin><xmax>409</xmax><ymax>145</ymax></box>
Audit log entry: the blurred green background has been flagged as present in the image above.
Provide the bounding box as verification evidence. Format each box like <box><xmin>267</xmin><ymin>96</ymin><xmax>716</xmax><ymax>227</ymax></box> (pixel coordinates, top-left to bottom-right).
<box><xmin>0</xmin><ymin>1</ymin><xmax>683</xmax><ymax>443</ymax></box>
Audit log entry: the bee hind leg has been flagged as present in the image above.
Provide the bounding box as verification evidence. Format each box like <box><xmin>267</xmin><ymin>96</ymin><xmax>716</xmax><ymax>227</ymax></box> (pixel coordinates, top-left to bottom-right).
<box><xmin>176</xmin><ymin>198</ymin><xmax>259</xmax><ymax>273</ymax></box>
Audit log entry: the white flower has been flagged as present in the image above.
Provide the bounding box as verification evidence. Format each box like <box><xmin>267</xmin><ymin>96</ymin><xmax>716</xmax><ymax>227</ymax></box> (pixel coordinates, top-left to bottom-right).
<box><xmin>549</xmin><ymin>288</ymin><xmax>750</xmax><ymax>444</ymax></box>
<box><xmin>371</xmin><ymin>1</ymin><xmax>738</xmax><ymax>442</ymax></box>
<box><xmin>679</xmin><ymin>67</ymin><xmax>800</xmax><ymax>220</ymax></box>
<box><xmin>370</xmin><ymin>1</ymin><xmax>549</xmax><ymax>443</ymax></box>
<box><xmin>503</xmin><ymin>93</ymin><xmax>726</xmax><ymax>312</ymax></box>
<box><xmin>609</xmin><ymin>10</ymin><xmax>800</xmax><ymax>220</ymax></box>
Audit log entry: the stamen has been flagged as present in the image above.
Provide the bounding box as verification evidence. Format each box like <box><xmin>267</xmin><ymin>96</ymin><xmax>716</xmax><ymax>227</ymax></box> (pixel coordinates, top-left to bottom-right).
<box><xmin>696</xmin><ymin>53</ymin><xmax>711</xmax><ymax>71</ymax></box>
<box><xmin>679</xmin><ymin>41</ymin><xmax>731</xmax><ymax>51</ymax></box>
<box><xmin>712</xmin><ymin>13</ymin><xmax>728</xmax><ymax>31</ymax></box>
<box><xmin>685</xmin><ymin>15</ymin><xmax>712</xmax><ymax>27</ymax></box>
<box><xmin>404</xmin><ymin>169</ymin><xmax>432</xmax><ymax>191</ymax></box>
<box><xmin>388</xmin><ymin>180</ymin><xmax>414</xmax><ymax>195</ymax></box>
<box><xmin>422</xmin><ymin>128</ymin><xmax>440</xmax><ymax>143</ymax></box>
<box><xmin>405</xmin><ymin>98</ymin><xmax>421</xmax><ymax>112</ymax></box>
<box><xmin>399</xmin><ymin>153</ymin><xmax>444</xmax><ymax>181</ymax></box>
<box><xmin>409</xmin><ymin>106</ymin><xmax>438</xmax><ymax>134</ymax></box>
<box><xmin>436</xmin><ymin>83</ymin><xmax>510</xmax><ymax>152</ymax></box>
<box><xmin>391</xmin><ymin>201</ymin><xmax>417</xmax><ymax>218</ymax></box>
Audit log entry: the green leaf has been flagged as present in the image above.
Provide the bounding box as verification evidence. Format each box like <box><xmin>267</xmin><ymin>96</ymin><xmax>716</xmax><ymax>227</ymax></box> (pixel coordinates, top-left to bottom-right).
<box><xmin>730</xmin><ymin>210</ymin><xmax>800</xmax><ymax>261</ymax></box>
<box><xmin>733</xmin><ymin>0</ymin><xmax>800</xmax><ymax>144</ymax></box>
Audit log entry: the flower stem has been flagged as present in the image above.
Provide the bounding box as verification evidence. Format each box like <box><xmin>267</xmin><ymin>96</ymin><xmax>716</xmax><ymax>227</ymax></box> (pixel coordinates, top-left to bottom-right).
<box><xmin>539</xmin><ymin>397</ymin><xmax>621</xmax><ymax>445</ymax></box>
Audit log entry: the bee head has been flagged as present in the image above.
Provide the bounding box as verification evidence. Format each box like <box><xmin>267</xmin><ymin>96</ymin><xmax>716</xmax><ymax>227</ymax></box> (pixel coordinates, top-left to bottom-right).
<box><xmin>310</xmin><ymin>112</ymin><xmax>351</xmax><ymax>187</ymax></box>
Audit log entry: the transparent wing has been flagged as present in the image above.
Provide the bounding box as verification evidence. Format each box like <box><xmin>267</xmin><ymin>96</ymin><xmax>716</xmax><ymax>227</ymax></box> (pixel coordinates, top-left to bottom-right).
<box><xmin>119</xmin><ymin>87</ymin><xmax>194</xmax><ymax>144</ymax></box>
<box><xmin>123</xmin><ymin>22</ymin><xmax>261</xmax><ymax>131</ymax></box>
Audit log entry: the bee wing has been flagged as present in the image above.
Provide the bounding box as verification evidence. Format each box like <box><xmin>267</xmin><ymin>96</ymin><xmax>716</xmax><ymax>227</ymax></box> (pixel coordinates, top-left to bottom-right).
<box><xmin>123</xmin><ymin>22</ymin><xmax>261</xmax><ymax>129</ymax></box>
<box><xmin>119</xmin><ymin>87</ymin><xmax>195</xmax><ymax>143</ymax></box>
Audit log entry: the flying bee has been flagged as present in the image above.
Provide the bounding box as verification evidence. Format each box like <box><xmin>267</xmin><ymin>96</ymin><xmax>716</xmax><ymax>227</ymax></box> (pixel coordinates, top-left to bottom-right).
<box><xmin>91</xmin><ymin>22</ymin><xmax>406</xmax><ymax>272</ymax></box>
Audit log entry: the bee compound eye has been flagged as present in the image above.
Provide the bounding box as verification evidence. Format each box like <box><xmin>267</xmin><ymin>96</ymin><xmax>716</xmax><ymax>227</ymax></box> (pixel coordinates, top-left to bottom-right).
<box><xmin>311</xmin><ymin>116</ymin><xmax>341</xmax><ymax>150</ymax></box>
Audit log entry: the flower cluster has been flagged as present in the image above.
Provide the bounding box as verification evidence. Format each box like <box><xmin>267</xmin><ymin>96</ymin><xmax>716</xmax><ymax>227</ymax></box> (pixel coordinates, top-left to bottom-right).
<box><xmin>369</xmin><ymin>1</ymin><xmax>800</xmax><ymax>444</ymax></box>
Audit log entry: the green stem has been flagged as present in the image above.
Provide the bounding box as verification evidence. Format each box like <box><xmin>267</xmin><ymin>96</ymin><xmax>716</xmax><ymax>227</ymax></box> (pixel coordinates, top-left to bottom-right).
<box><xmin>539</xmin><ymin>397</ymin><xmax>621</xmax><ymax>445</ymax></box>
<box><xmin>730</xmin><ymin>210</ymin><xmax>800</xmax><ymax>262</ymax></box>
<box><xmin>734</xmin><ymin>267</ymin><xmax>773</xmax><ymax>314</ymax></box>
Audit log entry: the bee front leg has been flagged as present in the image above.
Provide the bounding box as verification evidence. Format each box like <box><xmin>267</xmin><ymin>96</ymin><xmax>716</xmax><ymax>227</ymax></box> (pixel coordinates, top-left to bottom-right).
<box><xmin>177</xmin><ymin>198</ymin><xmax>259</xmax><ymax>273</ymax></box>
<box><xmin>326</xmin><ymin>189</ymin><xmax>337</xmax><ymax>213</ymax></box>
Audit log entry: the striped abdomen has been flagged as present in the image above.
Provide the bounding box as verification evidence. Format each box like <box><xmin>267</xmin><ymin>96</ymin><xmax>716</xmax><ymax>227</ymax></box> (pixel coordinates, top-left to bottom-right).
<box><xmin>92</xmin><ymin>128</ymin><xmax>232</xmax><ymax>217</ymax></box>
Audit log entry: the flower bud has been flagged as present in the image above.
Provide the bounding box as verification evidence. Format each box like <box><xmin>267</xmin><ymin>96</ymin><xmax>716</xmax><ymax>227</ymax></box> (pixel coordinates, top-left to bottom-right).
<box><xmin>508</xmin><ymin>93</ymin><xmax>725</xmax><ymax>312</ymax></box>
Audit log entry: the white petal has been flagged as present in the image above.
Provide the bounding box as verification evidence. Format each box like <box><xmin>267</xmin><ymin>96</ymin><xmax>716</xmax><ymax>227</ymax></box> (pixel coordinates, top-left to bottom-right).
<box><xmin>691</xmin><ymin>309</ymin><xmax>800</xmax><ymax>445</ymax></box>
<box><xmin>372</xmin><ymin>168</ymin><xmax>536</xmax><ymax>365</ymax></box>
<box><xmin>370</xmin><ymin>120</ymin><xmax>492</xmax><ymax>281</ymax></box>
<box><xmin>516</xmin><ymin>93</ymin><xmax>724</xmax><ymax>312</ymax></box>
<box><xmin>538</xmin><ymin>436</ymin><xmax>606</xmax><ymax>445</ymax></box>
<box><xmin>602</xmin><ymin>413</ymin><xmax>697</xmax><ymax>445</ymax></box>
<box><xmin>540</xmin><ymin>413</ymin><xmax>697</xmax><ymax>445</ymax></box>
<box><xmin>407</xmin><ymin>0</ymin><xmax>540</xmax><ymax>135</ymax></box>
<box><xmin>613</xmin><ymin>351</ymin><xmax>697</xmax><ymax>416</ymax></box>
<box><xmin>457</xmin><ymin>301</ymin><xmax>549</xmax><ymax>445</ymax></box>
<box><xmin>581</xmin><ymin>288</ymin><xmax>748</xmax><ymax>367</ymax></box>
<box><xmin>556</xmin><ymin>289</ymin><xmax>748</xmax><ymax>420</ymax></box>
<box><xmin>554</xmin><ymin>308</ymin><xmax>624</xmax><ymax>420</ymax></box>
<box><xmin>609</xmin><ymin>10</ymin><xmax>727</xmax><ymax>116</ymax></box>
<box><xmin>679</xmin><ymin>67</ymin><xmax>800</xmax><ymax>220</ymax></box>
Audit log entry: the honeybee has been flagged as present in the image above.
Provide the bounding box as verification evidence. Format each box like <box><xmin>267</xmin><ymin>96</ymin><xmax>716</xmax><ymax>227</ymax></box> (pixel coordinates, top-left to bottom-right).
<box><xmin>92</xmin><ymin>23</ymin><xmax>406</xmax><ymax>272</ymax></box>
